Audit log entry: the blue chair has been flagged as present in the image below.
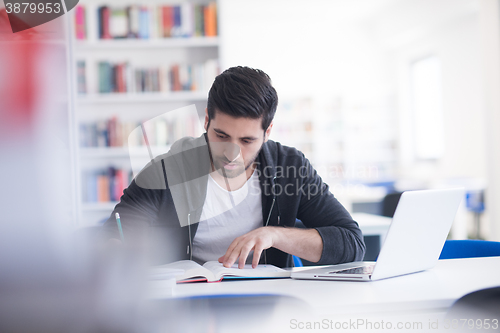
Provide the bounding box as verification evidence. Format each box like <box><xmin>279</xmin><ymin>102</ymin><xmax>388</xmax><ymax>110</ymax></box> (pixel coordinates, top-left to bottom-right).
<box><xmin>439</xmin><ymin>240</ymin><xmax>500</xmax><ymax>259</ymax></box>
<box><xmin>292</xmin><ymin>255</ymin><xmax>303</xmax><ymax>267</ymax></box>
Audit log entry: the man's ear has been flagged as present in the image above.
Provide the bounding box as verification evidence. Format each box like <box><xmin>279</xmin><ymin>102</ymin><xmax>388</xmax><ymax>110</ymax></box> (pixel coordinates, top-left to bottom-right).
<box><xmin>204</xmin><ymin>108</ymin><xmax>209</xmax><ymax>131</ymax></box>
<box><xmin>264</xmin><ymin>121</ymin><xmax>273</xmax><ymax>142</ymax></box>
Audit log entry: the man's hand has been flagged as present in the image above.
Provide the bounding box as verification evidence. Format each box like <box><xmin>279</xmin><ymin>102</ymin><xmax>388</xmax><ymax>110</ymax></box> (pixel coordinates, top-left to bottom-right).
<box><xmin>218</xmin><ymin>227</ymin><xmax>277</xmax><ymax>269</ymax></box>
<box><xmin>218</xmin><ymin>226</ymin><xmax>324</xmax><ymax>269</ymax></box>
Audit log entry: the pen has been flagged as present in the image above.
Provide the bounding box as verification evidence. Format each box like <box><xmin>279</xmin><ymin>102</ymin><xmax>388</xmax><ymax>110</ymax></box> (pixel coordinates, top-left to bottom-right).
<box><xmin>115</xmin><ymin>212</ymin><xmax>124</xmax><ymax>242</ymax></box>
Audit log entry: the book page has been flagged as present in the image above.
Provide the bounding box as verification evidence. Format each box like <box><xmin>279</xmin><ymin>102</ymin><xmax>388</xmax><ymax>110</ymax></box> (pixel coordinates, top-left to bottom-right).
<box><xmin>156</xmin><ymin>260</ymin><xmax>215</xmax><ymax>281</ymax></box>
<box><xmin>202</xmin><ymin>261</ymin><xmax>290</xmax><ymax>281</ymax></box>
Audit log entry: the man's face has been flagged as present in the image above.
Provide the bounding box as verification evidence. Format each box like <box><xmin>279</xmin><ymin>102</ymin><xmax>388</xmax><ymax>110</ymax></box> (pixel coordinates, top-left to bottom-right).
<box><xmin>205</xmin><ymin>109</ymin><xmax>272</xmax><ymax>178</ymax></box>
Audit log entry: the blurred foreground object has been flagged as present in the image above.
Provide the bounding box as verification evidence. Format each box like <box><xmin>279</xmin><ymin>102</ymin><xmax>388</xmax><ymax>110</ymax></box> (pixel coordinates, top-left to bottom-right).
<box><xmin>446</xmin><ymin>287</ymin><xmax>500</xmax><ymax>332</ymax></box>
<box><xmin>0</xmin><ymin>9</ymin><xmax>146</xmax><ymax>332</ymax></box>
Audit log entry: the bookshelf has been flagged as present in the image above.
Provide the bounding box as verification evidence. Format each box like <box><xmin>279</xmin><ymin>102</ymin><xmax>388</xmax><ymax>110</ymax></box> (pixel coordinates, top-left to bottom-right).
<box><xmin>77</xmin><ymin>91</ymin><xmax>209</xmax><ymax>104</ymax></box>
<box><xmin>311</xmin><ymin>96</ymin><xmax>398</xmax><ymax>210</ymax></box>
<box><xmin>70</xmin><ymin>0</ymin><xmax>220</xmax><ymax>226</ymax></box>
<box><xmin>272</xmin><ymin>96</ymin><xmax>398</xmax><ymax>204</ymax></box>
<box><xmin>80</xmin><ymin>146</ymin><xmax>174</xmax><ymax>158</ymax></box>
<box><xmin>75</xmin><ymin>36</ymin><xmax>219</xmax><ymax>49</ymax></box>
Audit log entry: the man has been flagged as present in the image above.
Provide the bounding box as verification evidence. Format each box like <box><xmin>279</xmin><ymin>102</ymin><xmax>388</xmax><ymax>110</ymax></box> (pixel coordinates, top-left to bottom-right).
<box><xmin>103</xmin><ymin>66</ymin><xmax>365</xmax><ymax>268</ymax></box>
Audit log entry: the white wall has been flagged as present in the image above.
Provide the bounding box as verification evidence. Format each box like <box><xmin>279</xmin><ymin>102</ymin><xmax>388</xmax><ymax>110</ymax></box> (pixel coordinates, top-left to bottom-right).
<box><xmin>218</xmin><ymin>0</ymin><xmax>486</xmax><ymax>182</ymax></box>
<box><xmin>218</xmin><ymin>0</ymin><xmax>493</xmax><ymax>237</ymax></box>
<box><xmin>218</xmin><ymin>0</ymin><xmax>398</xmax><ymax>196</ymax></box>
<box><xmin>373</xmin><ymin>0</ymin><xmax>486</xmax><ymax>239</ymax></box>
<box><xmin>479</xmin><ymin>0</ymin><xmax>500</xmax><ymax>241</ymax></box>
<box><xmin>384</xmin><ymin>7</ymin><xmax>487</xmax><ymax>182</ymax></box>
<box><xmin>218</xmin><ymin>0</ymin><xmax>393</xmax><ymax>101</ymax></box>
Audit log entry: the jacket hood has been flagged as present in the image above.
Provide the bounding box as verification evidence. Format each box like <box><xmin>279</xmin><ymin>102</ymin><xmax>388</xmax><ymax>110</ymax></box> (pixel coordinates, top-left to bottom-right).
<box><xmin>135</xmin><ymin>134</ymin><xmax>211</xmax><ymax>227</ymax></box>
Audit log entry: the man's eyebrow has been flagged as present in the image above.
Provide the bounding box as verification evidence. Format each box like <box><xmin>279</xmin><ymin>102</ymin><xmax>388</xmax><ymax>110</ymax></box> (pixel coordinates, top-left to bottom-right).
<box><xmin>213</xmin><ymin>128</ymin><xmax>229</xmax><ymax>136</ymax></box>
<box><xmin>213</xmin><ymin>128</ymin><xmax>258</xmax><ymax>140</ymax></box>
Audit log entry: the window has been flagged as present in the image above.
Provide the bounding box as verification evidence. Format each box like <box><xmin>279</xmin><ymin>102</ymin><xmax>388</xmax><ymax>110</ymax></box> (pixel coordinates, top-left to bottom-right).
<box><xmin>410</xmin><ymin>55</ymin><xmax>445</xmax><ymax>160</ymax></box>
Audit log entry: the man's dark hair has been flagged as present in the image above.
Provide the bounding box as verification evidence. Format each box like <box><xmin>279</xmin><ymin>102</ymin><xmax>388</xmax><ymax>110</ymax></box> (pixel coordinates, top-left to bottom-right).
<box><xmin>207</xmin><ymin>66</ymin><xmax>278</xmax><ymax>131</ymax></box>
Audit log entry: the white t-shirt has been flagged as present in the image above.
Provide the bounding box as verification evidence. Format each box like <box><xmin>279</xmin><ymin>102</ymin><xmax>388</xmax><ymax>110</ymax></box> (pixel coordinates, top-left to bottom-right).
<box><xmin>192</xmin><ymin>169</ymin><xmax>263</xmax><ymax>264</ymax></box>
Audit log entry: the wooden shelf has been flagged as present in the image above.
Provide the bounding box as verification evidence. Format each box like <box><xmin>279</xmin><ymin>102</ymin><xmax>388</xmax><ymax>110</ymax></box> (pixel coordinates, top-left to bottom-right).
<box><xmin>75</xmin><ymin>37</ymin><xmax>219</xmax><ymax>50</ymax></box>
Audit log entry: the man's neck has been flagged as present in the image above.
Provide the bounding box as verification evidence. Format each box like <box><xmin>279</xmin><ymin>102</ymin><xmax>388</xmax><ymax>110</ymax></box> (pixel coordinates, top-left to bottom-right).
<box><xmin>210</xmin><ymin>163</ymin><xmax>256</xmax><ymax>192</ymax></box>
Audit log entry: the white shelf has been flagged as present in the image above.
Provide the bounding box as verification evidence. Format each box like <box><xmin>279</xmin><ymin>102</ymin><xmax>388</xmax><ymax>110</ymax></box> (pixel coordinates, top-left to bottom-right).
<box><xmin>80</xmin><ymin>146</ymin><xmax>171</xmax><ymax>158</ymax></box>
<box><xmin>82</xmin><ymin>202</ymin><xmax>118</xmax><ymax>211</ymax></box>
<box><xmin>81</xmin><ymin>147</ymin><xmax>130</xmax><ymax>158</ymax></box>
<box><xmin>75</xmin><ymin>37</ymin><xmax>219</xmax><ymax>50</ymax></box>
<box><xmin>77</xmin><ymin>91</ymin><xmax>208</xmax><ymax>104</ymax></box>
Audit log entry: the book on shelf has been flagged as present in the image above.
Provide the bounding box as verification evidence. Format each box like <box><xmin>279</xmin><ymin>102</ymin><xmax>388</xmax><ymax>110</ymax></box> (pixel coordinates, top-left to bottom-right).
<box><xmin>79</xmin><ymin>115</ymin><xmax>200</xmax><ymax>148</ymax></box>
<box><xmin>171</xmin><ymin>6</ymin><xmax>181</xmax><ymax>37</ymax></box>
<box><xmin>74</xmin><ymin>5</ymin><xmax>87</xmax><ymax>40</ymax></box>
<box><xmin>83</xmin><ymin>167</ymin><xmax>132</xmax><ymax>203</ymax></box>
<box><xmin>89</xmin><ymin>59</ymin><xmax>218</xmax><ymax>94</ymax></box>
<box><xmin>98</xmin><ymin>6</ymin><xmax>112</xmax><ymax>39</ymax></box>
<box><xmin>204</xmin><ymin>2</ymin><xmax>217</xmax><ymax>37</ymax></box>
<box><xmin>76</xmin><ymin>60</ymin><xmax>87</xmax><ymax>94</ymax></box>
<box><xmin>153</xmin><ymin>260</ymin><xmax>291</xmax><ymax>283</ymax></box>
<box><xmin>194</xmin><ymin>4</ymin><xmax>204</xmax><ymax>37</ymax></box>
<box><xmin>97</xmin><ymin>173</ymin><xmax>110</xmax><ymax>202</ymax></box>
<box><xmin>161</xmin><ymin>6</ymin><xmax>173</xmax><ymax>38</ymax></box>
<box><xmin>126</xmin><ymin>5</ymin><xmax>140</xmax><ymax>38</ymax></box>
<box><xmin>109</xmin><ymin>8</ymin><xmax>128</xmax><ymax>38</ymax></box>
<box><xmin>181</xmin><ymin>3</ymin><xmax>193</xmax><ymax>37</ymax></box>
<box><xmin>77</xmin><ymin>2</ymin><xmax>217</xmax><ymax>40</ymax></box>
<box><xmin>80</xmin><ymin>118</ymin><xmax>126</xmax><ymax>148</ymax></box>
<box><xmin>138</xmin><ymin>6</ymin><xmax>151</xmax><ymax>39</ymax></box>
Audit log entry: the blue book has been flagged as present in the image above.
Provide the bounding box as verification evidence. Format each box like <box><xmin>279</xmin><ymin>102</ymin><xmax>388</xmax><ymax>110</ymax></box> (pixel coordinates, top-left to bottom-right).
<box><xmin>79</xmin><ymin>124</ymin><xmax>87</xmax><ymax>148</ymax></box>
<box><xmin>87</xmin><ymin>171</ymin><xmax>98</xmax><ymax>203</ymax></box>
<box><xmin>138</xmin><ymin>7</ymin><xmax>150</xmax><ymax>39</ymax></box>
<box><xmin>107</xmin><ymin>167</ymin><xmax>116</xmax><ymax>201</ymax></box>
<box><xmin>173</xmin><ymin>6</ymin><xmax>181</xmax><ymax>37</ymax></box>
<box><xmin>97</xmin><ymin>7</ymin><xmax>103</xmax><ymax>38</ymax></box>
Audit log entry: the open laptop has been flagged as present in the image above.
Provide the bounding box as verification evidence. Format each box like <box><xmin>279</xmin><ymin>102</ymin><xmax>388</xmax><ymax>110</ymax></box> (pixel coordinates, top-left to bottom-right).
<box><xmin>291</xmin><ymin>188</ymin><xmax>464</xmax><ymax>281</ymax></box>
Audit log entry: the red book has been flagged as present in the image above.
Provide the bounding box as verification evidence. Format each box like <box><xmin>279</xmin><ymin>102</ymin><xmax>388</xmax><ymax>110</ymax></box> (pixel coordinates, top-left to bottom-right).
<box><xmin>204</xmin><ymin>2</ymin><xmax>217</xmax><ymax>37</ymax></box>
<box><xmin>97</xmin><ymin>175</ymin><xmax>110</xmax><ymax>202</ymax></box>
<box><xmin>162</xmin><ymin>6</ymin><xmax>173</xmax><ymax>37</ymax></box>
<box><xmin>114</xmin><ymin>169</ymin><xmax>126</xmax><ymax>201</ymax></box>
<box><xmin>102</xmin><ymin>6</ymin><xmax>112</xmax><ymax>39</ymax></box>
<box><xmin>75</xmin><ymin>5</ymin><xmax>86</xmax><ymax>40</ymax></box>
<box><xmin>116</xmin><ymin>64</ymin><xmax>126</xmax><ymax>93</ymax></box>
<box><xmin>171</xmin><ymin>65</ymin><xmax>181</xmax><ymax>91</ymax></box>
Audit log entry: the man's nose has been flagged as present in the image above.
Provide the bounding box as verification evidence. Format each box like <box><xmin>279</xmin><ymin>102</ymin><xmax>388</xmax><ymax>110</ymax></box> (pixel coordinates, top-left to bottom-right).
<box><xmin>223</xmin><ymin>143</ymin><xmax>241</xmax><ymax>162</ymax></box>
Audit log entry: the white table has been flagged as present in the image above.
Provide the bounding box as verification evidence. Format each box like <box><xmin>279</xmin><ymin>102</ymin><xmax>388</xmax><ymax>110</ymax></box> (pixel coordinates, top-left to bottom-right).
<box><xmin>169</xmin><ymin>257</ymin><xmax>499</xmax><ymax>313</ymax></box>
<box><xmin>148</xmin><ymin>257</ymin><xmax>500</xmax><ymax>332</ymax></box>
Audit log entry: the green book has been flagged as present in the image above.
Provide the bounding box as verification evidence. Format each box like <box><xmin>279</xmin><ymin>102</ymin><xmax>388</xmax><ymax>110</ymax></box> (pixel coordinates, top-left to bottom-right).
<box><xmin>98</xmin><ymin>61</ymin><xmax>112</xmax><ymax>93</ymax></box>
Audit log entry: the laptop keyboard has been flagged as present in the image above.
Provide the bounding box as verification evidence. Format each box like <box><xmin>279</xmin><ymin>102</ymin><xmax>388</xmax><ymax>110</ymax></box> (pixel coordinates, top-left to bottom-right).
<box><xmin>329</xmin><ymin>265</ymin><xmax>374</xmax><ymax>275</ymax></box>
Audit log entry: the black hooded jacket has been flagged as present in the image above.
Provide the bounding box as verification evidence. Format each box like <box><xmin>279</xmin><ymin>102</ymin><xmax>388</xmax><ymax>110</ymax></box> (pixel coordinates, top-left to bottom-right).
<box><xmin>103</xmin><ymin>134</ymin><xmax>365</xmax><ymax>267</ymax></box>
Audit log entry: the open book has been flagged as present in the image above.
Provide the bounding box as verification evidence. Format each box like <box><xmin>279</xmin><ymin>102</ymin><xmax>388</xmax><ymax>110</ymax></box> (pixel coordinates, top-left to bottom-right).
<box><xmin>154</xmin><ymin>260</ymin><xmax>291</xmax><ymax>283</ymax></box>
